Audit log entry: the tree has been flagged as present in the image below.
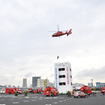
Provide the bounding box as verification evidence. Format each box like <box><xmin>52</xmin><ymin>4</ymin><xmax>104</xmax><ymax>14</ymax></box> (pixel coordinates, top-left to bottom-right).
<box><xmin>44</xmin><ymin>79</ymin><xmax>49</xmax><ymax>87</ymax></box>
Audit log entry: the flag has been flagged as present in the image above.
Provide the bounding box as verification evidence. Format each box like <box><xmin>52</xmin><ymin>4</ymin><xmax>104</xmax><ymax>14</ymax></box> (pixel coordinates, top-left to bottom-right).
<box><xmin>57</xmin><ymin>56</ymin><xmax>59</xmax><ymax>59</ymax></box>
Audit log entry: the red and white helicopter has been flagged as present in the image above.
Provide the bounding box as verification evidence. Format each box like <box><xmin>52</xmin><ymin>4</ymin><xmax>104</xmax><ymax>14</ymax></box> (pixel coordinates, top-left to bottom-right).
<box><xmin>52</xmin><ymin>28</ymin><xmax>72</xmax><ymax>37</ymax></box>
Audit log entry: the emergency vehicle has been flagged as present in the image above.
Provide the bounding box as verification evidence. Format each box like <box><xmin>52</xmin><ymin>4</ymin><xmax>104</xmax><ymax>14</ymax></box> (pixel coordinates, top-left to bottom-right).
<box><xmin>80</xmin><ymin>85</ymin><xmax>92</xmax><ymax>95</ymax></box>
<box><xmin>5</xmin><ymin>88</ymin><xmax>22</xmax><ymax>94</ymax></box>
<box><xmin>44</xmin><ymin>87</ymin><xmax>59</xmax><ymax>96</ymax></box>
<box><xmin>101</xmin><ymin>87</ymin><xmax>105</xmax><ymax>95</ymax></box>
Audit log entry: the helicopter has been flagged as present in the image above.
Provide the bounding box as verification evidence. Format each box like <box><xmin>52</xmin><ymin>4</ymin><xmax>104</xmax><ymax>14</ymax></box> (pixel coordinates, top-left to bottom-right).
<box><xmin>52</xmin><ymin>28</ymin><xmax>72</xmax><ymax>37</ymax></box>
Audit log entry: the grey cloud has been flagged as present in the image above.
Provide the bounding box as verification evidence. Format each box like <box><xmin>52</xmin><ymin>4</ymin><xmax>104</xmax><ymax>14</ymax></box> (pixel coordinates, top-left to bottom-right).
<box><xmin>18</xmin><ymin>67</ymin><xmax>27</xmax><ymax>71</ymax></box>
<box><xmin>76</xmin><ymin>66</ymin><xmax>105</xmax><ymax>79</ymax></box>
<box><xmin>24</xmin><ymin>72</ymin><xmax>35</xmax><ymax>78</ymax></box>
<box><xmin>49</xmin><ymin>73</ymin><xmax>54</xmax><ymax>78</ymax></box>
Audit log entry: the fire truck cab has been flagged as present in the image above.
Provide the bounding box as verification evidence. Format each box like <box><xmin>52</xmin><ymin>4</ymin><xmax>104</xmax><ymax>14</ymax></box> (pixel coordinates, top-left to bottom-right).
<box><xmin>101</xmin><ymin>87</ymin><xmax>105</xmax><ymax>95</ymax></box>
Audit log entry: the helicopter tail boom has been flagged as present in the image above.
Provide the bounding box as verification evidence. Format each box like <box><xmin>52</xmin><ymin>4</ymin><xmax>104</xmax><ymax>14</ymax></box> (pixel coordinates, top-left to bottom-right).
<box><xmin>67</xmin><ymin>29</ymin><xmax>72</xmax><ymax>36</ymax></box>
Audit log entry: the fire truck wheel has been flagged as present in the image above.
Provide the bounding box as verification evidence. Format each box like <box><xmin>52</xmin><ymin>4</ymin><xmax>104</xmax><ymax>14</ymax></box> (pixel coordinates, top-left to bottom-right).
<box><xmin>9</xmin><ymin>92</ymin><xmax>11</xmax><ymax>94</ymax></box>
<box><xmin>78</xmin><ymin>95</ymin><xmax>80</xmax><ymax>98</ymax></box>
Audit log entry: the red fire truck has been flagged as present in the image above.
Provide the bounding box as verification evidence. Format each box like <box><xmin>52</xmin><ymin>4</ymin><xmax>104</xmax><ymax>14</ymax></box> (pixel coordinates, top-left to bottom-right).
<box><xmin>36</xmin><ymin>88</ymin><xmax>44</xmax><ymax>93</ymax></box>
<box><xmin>28</xmin><ymin>88</ymin><xmax>44</xmax><ymax>94</ymax></box>
<box><xmin>80</xmin><ymin>85</ymin><xmax>92</xmax><ymax>95</ymax></box>
<box><xmin>101</xmin><ymin>87</ymin><xmax>105</xmax><ymax>95</ymax></box>
<box><xmin>44</xmin><ymin>87</ymin><xmax>59</xmax><ymax>96</ymax></box>
<box><xmin>28</xmin><ymin>88</ymin><xmax>37</xmax><ymax>93</ymax></box>
<box><xmin>5</xmin><ymin>88</ymin><xmax>22</xmax><ymax>94</ymax></box>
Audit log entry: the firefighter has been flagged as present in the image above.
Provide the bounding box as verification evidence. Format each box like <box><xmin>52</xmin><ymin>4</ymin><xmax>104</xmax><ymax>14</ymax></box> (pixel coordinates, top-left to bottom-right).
<box><xmin>67</xmin><ymin>91</ymin><xmax>71</xmax><ymax>97</ymax></box>
<box><xmin>92</xmin><ymin>90</ymin><xmax>96</xmax><ymax>96</ymax></box>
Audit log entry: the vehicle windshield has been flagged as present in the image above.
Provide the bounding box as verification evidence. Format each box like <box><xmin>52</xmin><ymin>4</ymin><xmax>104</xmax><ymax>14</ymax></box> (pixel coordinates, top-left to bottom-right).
<box><xmin>74</xmin><ymin>91</ymin><xmax>80</xmax><ymax>94</ymax></box>
<box><xmin>80</xmin><ymin>92</ymin><xmax>84</xmax><ymax>94</ymax></box>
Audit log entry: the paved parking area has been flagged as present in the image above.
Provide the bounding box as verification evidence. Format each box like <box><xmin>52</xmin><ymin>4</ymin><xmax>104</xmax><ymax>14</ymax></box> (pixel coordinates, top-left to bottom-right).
<box><xmin>0</xmin><ymin>93</ymin><xmax>105</xmax><ymax>105</ymax></box>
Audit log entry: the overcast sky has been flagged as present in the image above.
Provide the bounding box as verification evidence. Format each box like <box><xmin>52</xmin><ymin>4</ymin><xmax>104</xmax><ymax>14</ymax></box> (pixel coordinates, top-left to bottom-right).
<box><xmin>0</xmin><ymin>0</ymin><xmax>105</xmax><ymax>87</ymax></box>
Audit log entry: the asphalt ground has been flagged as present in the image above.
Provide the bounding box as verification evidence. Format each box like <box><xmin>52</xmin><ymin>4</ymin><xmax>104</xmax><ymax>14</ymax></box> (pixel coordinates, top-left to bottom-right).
<box><xmin>0</xmin><ymin>93</ymin><xmax>105</xmax><ymax>105</ymax></box>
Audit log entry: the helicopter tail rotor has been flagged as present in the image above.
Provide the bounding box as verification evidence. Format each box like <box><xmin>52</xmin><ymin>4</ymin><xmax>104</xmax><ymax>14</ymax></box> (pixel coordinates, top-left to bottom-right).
<box><xmin>67</xmin><ymin>29</ymin><xmax>72</xmax><ymax>36</ymax></box>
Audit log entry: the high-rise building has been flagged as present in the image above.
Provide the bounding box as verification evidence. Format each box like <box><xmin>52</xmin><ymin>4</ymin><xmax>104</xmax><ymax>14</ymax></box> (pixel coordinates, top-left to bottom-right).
<box><xmin>96</xmin><ymin>82</ymin><xmax>105</xmax><ymax>88</ymax></box>
<box><xmin>22</xmin><ymin>78</ymin><xmax>27</xmax><ymax>88</ymax></box>
<box><xmin>37</xmin><ymin>79</ymin><xmax>44</xmax><ymax>88</ymax></box>
<box><xmin>32</xmin><ymin>76</ymin><xmax>41</xmax><ymax>88</ymax></box>
<box><xmin>88</xmin><ymin>82</ymin><xmax>93</xmax><ymax>87</ymax></box>
<box><xmin>55</xmin><ymin>62</ymin><xmax>72</xmax><ymax>93</ymax></box>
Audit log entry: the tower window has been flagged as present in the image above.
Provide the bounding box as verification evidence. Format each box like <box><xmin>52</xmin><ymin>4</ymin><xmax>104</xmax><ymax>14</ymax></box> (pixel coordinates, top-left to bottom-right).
<box><xmin>59</xmin><ymin>75</ymin><xmax>65</xmax><ymax>78</ymax></box>
<box><xmin>59</xmin><ymin>82</ymin><xmax>66</xmax><ymax>85</ymax></box>
<box><xmin>59</xmin><ymin>68</ymin><xmax>65</xmax><ymax>71</ymax></box>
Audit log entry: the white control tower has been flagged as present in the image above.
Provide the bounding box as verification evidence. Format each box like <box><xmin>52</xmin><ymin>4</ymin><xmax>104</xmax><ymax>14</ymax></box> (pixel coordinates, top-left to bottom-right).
<box><xmin>54</xmin><ymin>62</ymin><xmax>72</xmax><ymax>93</ymax></box>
